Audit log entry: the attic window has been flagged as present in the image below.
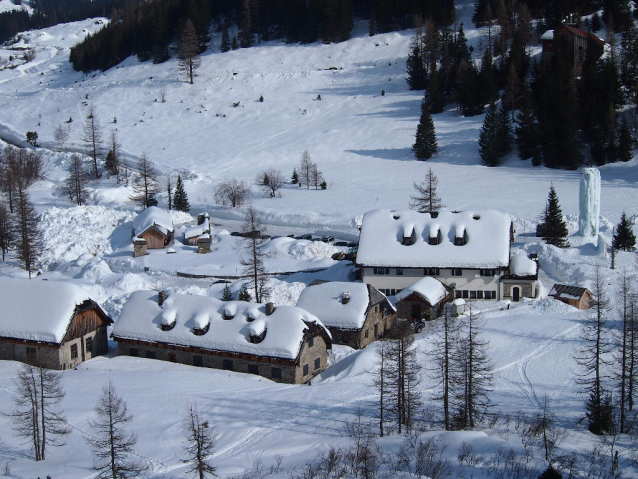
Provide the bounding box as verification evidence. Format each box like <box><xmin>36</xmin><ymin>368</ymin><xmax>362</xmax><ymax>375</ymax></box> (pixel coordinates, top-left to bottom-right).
<box><xmin>193</xmin><ymin>323</ymin><xmax>210</xmax><ymax>336</ymax></box>
<box><xmin>473</xmin><ymin>215</ymin><xmax>481</xmax><ymax>220</ymax></box>
<box><xmin>430</xmin><ymin>212</ymin><xmax>439</xmax><ymax>218</ymax></box>
<box><xmin>429</xmin><ymin>230</ymin><xmax>442</xmax><ymax>246</ymax></box>
<box><xmin>161</xmin><ymin>310</ymin><xmax>176</xmax><ymax>331</ymax></box>
<box><xmin>161</xmin><ymin>322</ymin><xmax>176</xmax><ymax>331</ymax></box>
<box><xmin>223</xmin><ymin>305</ymin><xmax>237</xmax><ymax>320</ymax></box>
<box><xmin>454</xmin><ymin>230</ymin><xmax>468</xmax><ymax>246</ymax></box>
<box><xmin>248</xmin><ymin>318</ymin><xmax>267</xmax><ymax>343</ymax></box>
<box><xmin>223</xmin><ymin>312</ymin><xmax>234</xmax><ymax>320</ymax></box>
<box><xmin>402</xmin><ymin>227</ymin><xmax>416</xmax><ymax>246</ymax></box>
<box><xmin>249</xmin><ymin>329</ymin><xmax>267</xmax><ymax>344</ymax></box>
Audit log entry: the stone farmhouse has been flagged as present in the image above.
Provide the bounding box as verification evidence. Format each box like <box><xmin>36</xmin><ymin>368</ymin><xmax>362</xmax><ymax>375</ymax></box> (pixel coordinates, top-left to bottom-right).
<box><xmin>112</xmin><ymin>291</ymin><xmax>332</xmax><ymax>384</ymax></box>
<box><xmin>295</xmin><ymin>280</ymin><xmax>396</xmax><ymax>349</ymax></box>
<box><xmin>0</xmin><ymin>278</ymin><xmax>111</xmax><ymax>370</ymax></box>
<box><xmin>133</xmin><ymin>206</ymin><xmax>174</xmax><ymax>257</ymax></box>
<box><xmin>356</xmin><ymin>209</ymin><xmax>538</xmax><ymax>302</ymax></box>
<box><xmin>394</xmin><ymin>277</ymin><xmax>453</xmax><ymax>321</ymax></box>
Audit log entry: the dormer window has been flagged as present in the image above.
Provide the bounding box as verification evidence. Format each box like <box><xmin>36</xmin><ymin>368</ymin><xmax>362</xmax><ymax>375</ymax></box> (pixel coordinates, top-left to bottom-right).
<box><xmin>193</xmin><ymin>324</ymin><xmax>210</xmax><ymax>336</ymax></box>
<box><xmin>342</xmin><ymin>292</ymin><xmax>350</xmax><ymax>304</ymax></box>
<box><xmin>161</xmin><ymin>322</ymin><xmax>175</xmax><ymax>331</ymax></box>
<box><xmin>193</xmin><ymin>313</ymin><xmax>210</xmax><ymax>335</ymax></box>
<box><xmin>161</xmin><ymin>310</ymin><xmax>176</xmax><ymax>331</ymax></box>
<box><xmin>430</xmin><ymin>212</ymin><xmax>439</xmax><ymax>218</ymax></box>
<box><xmin>248</xmin><ymin>318</ymin><xmax>267</xmax><ymax>343</ymax></box>
<box><xmin>429</xmin><ymin>230</ymin><xmax>442</xmax><ymax>245</ymax></box>
<box><xmin>249</xmin><ymin>329</ymin><xmax>267</xmax><ymax>343</ymax></box>
<box><xmin>454</xmin><ymin>230</ymin><xmax>468</xmax><ymax>246</ymax></box>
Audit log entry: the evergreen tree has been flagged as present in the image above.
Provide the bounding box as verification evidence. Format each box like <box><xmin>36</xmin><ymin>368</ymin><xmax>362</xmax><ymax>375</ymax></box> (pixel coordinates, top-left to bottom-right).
<box><xmin>241</xmin><ymin>205</ymin><xmax>268</xmax><ymax>303</ymax></box>
<box><xmin>426</xmin><ymin>65</ymin><xmax>445</xmax><ymax>114</ymax></box>
<box><xmin>239</xmin><ymin>0</ymin><xmax>253</xmax><ymax>48</ymax></box>
<box><xmin>478</xmin><ymin>48</ymin><xmax>498</xmax><ymax>106</ymax></box>
<box><xmin>105</xmin><ymin>130</ymin><xmax>120</xmax><ymax>179</ymax></box>
<box><xmin>617</xmin><ymin>116</ymin><xmax>634</xmax><ymax>162</ymax></box>
<box><xmin>496</xmin><ymin>104</ymin><xmax>513</xmax><ymax>158</ymax></box>
<box><xmin>412</xmin><ymin>102</ymin><xmax>437</xmax><ymax>160</ymax></box>
<box><xmin>612</xmin><ymin>212</ymin><xmax>636</xmax><ymax>251</ymax></box>
<box><xmin>220</xmin><ymin>27</ymin><xmax>230</xmax><ymax>53</ymax></box>
<box><xmin>82</xmin><ymin>106</ymin><xmax>103</xmax><ymax>179</ymax></box>
<box><xmin>478</xmin><ymin>103</ymin><xmax>500</xmax><ymax>167</ymax></box>
<box><xmin>231</xmin><ymin>36</ymin><xmax>239</xmax><ymax>50</ymax></box>
<box><xmin>515</xmin><ymin>84</ymin><xmax>541</xmax><ymax>162</ymax></box>
<box><xmin>221</xmin><ymin>284</ymin><xmax>233</xmax><ymax>301</ymax></box>
<box><xmin>166</xmin><ymin>177</ymin><xmax>172</xmax><ymax>210</ymax></box>
<box><xmin>238</xmin><ymin>283</ymin><xmax>252</xmax><ymax>302</ymax></box>
<box><xmin>590</xmin><ymin>12</ymin><xmax>602</xmax><ymax>32</ymax></box>
<box><xmin>178</xmin><ymin>19</ymin><xmax>201</xmax><ymax>85</ymax></box>
<box><xmin>291</xmin><ymin>168</ymin><xmax>299</xmax><ymax>184</ymax></box>
<box><xmin>172</xmin><ymin>175</ymin><xmax>190</xmax><ymax>212</ymax></box>
<box><xmin>541</xmin><ymin>185</ymin><xmax>570</xmax><ymax>247</ymax></box>
<box><xmin>0</xmin><ymin>201</ymin><xmax>13</xmax><ymax>261</ymax></box>
<box><xmin>539</xmin><ymin>465</ymin><xmax>563</xmax><ymax>479</ymax></box>
<box><xmin>14</xmin><ymin>184</ymin><xmax>41</xmax><ymax>278</ymax></box>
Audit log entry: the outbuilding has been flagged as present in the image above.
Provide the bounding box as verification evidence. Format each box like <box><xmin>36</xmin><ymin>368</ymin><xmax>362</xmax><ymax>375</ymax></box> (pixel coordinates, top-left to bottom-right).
<box><xmin>394</xmin><ymin>277</ymin><xmax>453</xmax><ymax>321</ymax></box>
<box><xmin>133</xmin><ymin>207</ymin><xmax>174</xmax><ymax>254</ymax></box>
<box><xmin>0</xmin><ymin>278</ymin><xmax>112</xmax><ymax>370</ymax></box>
<box><xmin>549</xmin><ymin>284</ymin><xmax>592</xmax><ymax>310</ymax></box>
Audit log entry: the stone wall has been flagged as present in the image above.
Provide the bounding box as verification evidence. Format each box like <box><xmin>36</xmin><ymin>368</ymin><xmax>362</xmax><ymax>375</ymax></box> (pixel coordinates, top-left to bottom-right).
<box><xmin>502</xmin><ymin>281</ymin><xmax>534</xmax><ymax>299</ymax></box>
<box><xmin>329</xmin><ymin>305</ymin><xmax>395</xmax><ymax>349</ymax></box>
<box><xmin>134</xmin><ymin>239</ymin><xmax>147</xmax><ymax>258</ymax></box>
<box><xmin>116</xmin><ymin>332</ymin><xmax>329</xmax><ymax>384</ymax></box>
<box><xmin>0</xmin><ymin>341</ymin><xmax>61</xmax><ymax>369</ymax></box>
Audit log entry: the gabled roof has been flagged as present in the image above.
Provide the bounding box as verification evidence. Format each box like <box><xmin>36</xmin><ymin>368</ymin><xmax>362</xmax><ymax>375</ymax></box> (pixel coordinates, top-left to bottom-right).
<box><xmin>549</xmin><ymin>284</ymin><xmax>590</xmax><ymax>300</ymax></box>
<box><xmin>0</xmin><ymin>278</ymin><xmax>105</xmax><ymax>344</ymax></box>
<box><xmin>112</xmin><ymin>291</ymin><xmax>331</xmax><ymax>360</ymax></box>
<box><xmin>356</xmin><ymin>209</ymin><xmax>512</xmax><ymax>269</ymax></box>
<box><xmin>395</xmin><ymin>277</ymin><xmax>451</xmax><ymax>306</ymax></box>
<box><xmin>133</xmin><ymin>207</ymin><xmax>174</xmax><ymax>237</ymax></box>
<box><xmin>559</xmin><ymin>25</ymin><xmax>605</xmax><ymax>45</ymax></box>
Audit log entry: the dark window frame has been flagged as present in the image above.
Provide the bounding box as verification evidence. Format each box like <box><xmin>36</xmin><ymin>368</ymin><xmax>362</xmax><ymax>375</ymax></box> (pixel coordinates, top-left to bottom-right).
<box><xmin>314</xmin><ymin>357</ymin><xmax>321</xmax><ymax>370</ymax></box>
<box><xmin>271</xmin><ymin>367</ymin><xmax>282</xmax><ymax>379</ymax></box>
<box><xmin>70</xmin><ymin>344</ymin><xmax>78</xmax><ymax>359</ymax></box>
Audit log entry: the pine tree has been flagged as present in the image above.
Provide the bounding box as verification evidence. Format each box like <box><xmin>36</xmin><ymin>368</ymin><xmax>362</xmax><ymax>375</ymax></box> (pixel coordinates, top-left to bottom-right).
<box><xmin>515</xmin><ymin>85</ymin><xmax>541</xmax><ymax>162</ymax></box>
<box><xmin>496</xmin><ymin>105</ymin><xmax>513</xmax><ymax>158</ymax></box>
<box><xmin>130</xmin><ymin>153</ymin><xmax>160</xmax><ymax>209</ymax></box>
<box><xmin>178</xmin><ymin>19</ymin><xmax>201</xmax><ymax>84</ymax></box>
<box><xmin>478</xmin><ymin>103</ymin><xmax>500</xmax><ymax>167</ymax></box>
<box><xmin>427</xmin><ymin>66</ymin><xmax>445</xmax><ymax>114</ymax></box>
<box><xmin>539</xmin><ymin>465</ymin><xmax>563</xmax><ymax>479</ymax></box>
<box><xmin>541</xmin><ymin>185</ymin><xmax>570</xmax><ymax>247</ymax></box>
<box><xmin>239</xmin><ymin>0</ymin><xmax>253</xmax><ymax>48</ymax></box>
<box><xmin>106</xmin><ymin>130</ymin><xmax>121</xmax><ymax>180</ymax></box>
<box><xmin>173</xmin><ymin>175</ymin><xmax>190</xmax><ymax>212</ymax></box>
<box><xmin>612</xmin><ymin>212</ymin><xmax>636</xmax><ymax>251</ymax></box>
<box><xmin>412</xmin><ymin>102</ymin><xmax>437</xmax><ymax>160</ymax></box>
<box><xmin>291</xmin><ymin>168</ymin><xmax>299</xmax><ymax>184</ymax></box>
<box><xmin>14</xmin><ymin>184</ymin><xmax>41</xmax><ymax>278</ymax></box>
<box><xmin>220</xmin><ymin>27</ymin><xmax>230</xmax><ymax>53</ymax></box>
<box><xmin>221</xmin><ymin>284</ymin><xmax>233</xmax><ymax>301</ymax></box>
<box><xmin>617</xmin><ymin>116</ymin><xmax>634</xmax><ymax>162</ymax></box>
<box><xmin>406</xmin><ymin>29</ymin><xmax>427</xmax><ymax>91</ymax></box>
<box><xmin>238</xmin><ymin>284</ymin><xmax>251</xmax><ymax>302</ymax></box>
<box><xmin>231</xmin><ymin>36</ymin><xmax>239</xmax><ymax>50</ymax></box>
<box><xmin>478</xmin><ymin>48</ymin><xmax>498</xmax><ymax>106</ymax></box>
<box><xmin>410</xmin><ymin>168</ymin><xmax>444</xmax><ymax>212</ymax></box>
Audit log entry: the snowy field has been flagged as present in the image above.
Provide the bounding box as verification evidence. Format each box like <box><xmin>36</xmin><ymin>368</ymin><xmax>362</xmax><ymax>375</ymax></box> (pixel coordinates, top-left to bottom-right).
<box><xmin>0</xmin><ymin>1</ymin><xmax>637</xmax><ymax>477</ymax></box>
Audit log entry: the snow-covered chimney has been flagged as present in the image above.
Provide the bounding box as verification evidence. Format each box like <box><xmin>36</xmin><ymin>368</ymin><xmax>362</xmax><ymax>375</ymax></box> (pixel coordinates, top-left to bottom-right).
<box><xmin>158</xmin><ymin>291</ymin><xmax>167</xmax><ymax>306</ymax></box>
<box><xmin>342</xmin><ymin>291</ymin><xmax>350</xmax><ymax>304</ymax></box>
<box><xmin>265</xmin><ymin>302</ymin><xmax>276</xmax><ymax>316</ymax></box>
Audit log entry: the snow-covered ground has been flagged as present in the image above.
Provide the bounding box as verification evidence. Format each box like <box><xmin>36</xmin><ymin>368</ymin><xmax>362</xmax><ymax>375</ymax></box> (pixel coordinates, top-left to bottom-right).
<box><xmin>0</xmin><ymin>2</ymin><xmax>637</xmax><ymax>478</ymax></box>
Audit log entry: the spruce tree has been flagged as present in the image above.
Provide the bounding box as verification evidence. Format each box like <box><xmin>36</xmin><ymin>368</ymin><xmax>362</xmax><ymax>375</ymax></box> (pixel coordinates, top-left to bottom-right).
<box><xmin>406</xmin><ymin>43</ymin><xmax>426</xmax><ymax>90</ymax></box>
<box><xmin>238</xmin><ymin>284</ymin><xmax>251</xmax><ymax>302</ymax></box>
<box><xmin>291</xmin><ymin>168</ymin><xmax>299</xmax><ymax>184</ymax></box>
<box><xmin>496</xmin><ymin>105</ymin><xmax>513</xmax><ymax>158</ymax></box>
<box><xmin>478</xmin><ymin>48</ymin><xmax>498</xmax><ymax>106</ymax></box>
<box><xmin>231</xmin><ymin>36</ymin><xmax>238</xmax><ymax>50</ymax></box>
<box><xmin>105</xmin><ymin>150</ymin><xmax>118</xmax><ymax>177</ymax></box>
<box><xmin>412</xmin><ymin>102</ymin><xmax>437</xmax><ymax>160</ymax></box>
<box><xmin>515</xmin><ymin>85</ymin><xmax>541</xmax><ymax>162</ymax></box>
<box><xmin>172</xmin><ymin>175</ymin><xmax>190</xmax><ymax>212</ymax></box>
<box><xmin>612</xmin><ymin>212</ymin><xmax>636</xmax><ymax>251</ymax></box>
<box><xmin>221</xmin><ymin>284</ymin><xmax>233</xmax><ymax>301</ymax></box>
<box><xmin>220</xmin><ymin>27</ymin><xmax>230</xmax><ymax>53</ymax></box>
<box><xmin>427</xmin><ymin>65</ymin><xmax>445</xmax><ymax>114</ymax></box>
<box><xmin>541</xmin><ymin>185</ymin><xmax>570</xmax><ymax>247</ymax></box>
<box><xmin>178</xmin><ymin>19</ymin><xmax>201</xmax><ymax>84</ymax></box>
<box><xmin>14</xmin><ymin>185</ymin><xmax>42</xmax><ymax>278</ymax></box>
<box><xmin>478</xmin><ymin>103</ymin><xmax>500</xmax><ymax>167</ymax></box>
<box><xmin>617</xmin><ymin>116</ymin><xmax>634</xmax><ymax>162</ymax></box>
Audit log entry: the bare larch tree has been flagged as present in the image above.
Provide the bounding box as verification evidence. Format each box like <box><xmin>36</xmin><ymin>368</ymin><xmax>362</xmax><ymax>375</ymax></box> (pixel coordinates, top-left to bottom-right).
<box><xmin>8</xmin><ymin>364</ymin><xmax>70</xmax><ymax>461</ymax></box>
<box><xmin>182</xmin><ymin>404</ymin><xmax>218</xmax><ymax>479</ymax></box>
<box><xmin>60</xmin><ymin>154</ymin><xmax>90</xmax><ymax>206</ymax></box>
<box><xmin>241</xmin><ymin>204</ymin><xmax>268</xmax><ymax>303</ymax></box>
<box><xmin>410</xmin><ymin>168</ymin><xmax>444</xmax><ymax>213</ymax></box>
<box><xmin>0</xmin><ymin>200</ymin><xmax>13</xmax><ymax>260</ymax></box>
<box><xmin>256</xmin><ymin>168</ymin><xmax>285</xmax><ymax>198</ymax></box>
<box><xmin>130</xmin><ymin>153</ymin><xmax>160</xmax><ymax>209</ymax></box>
<box><xmin>82</xmin><ymin>106</ymin><xmax>103</xmax><ymax>179</ymax></box>
<box><xmin>178</xmin><ymin>19</ymin><xmax>201</xmax><ymax>84</ymax></box>
<box><xmin>87</xmin><ymin>381</ymin><xmax>146</xmax><ymax>479</ymax></box>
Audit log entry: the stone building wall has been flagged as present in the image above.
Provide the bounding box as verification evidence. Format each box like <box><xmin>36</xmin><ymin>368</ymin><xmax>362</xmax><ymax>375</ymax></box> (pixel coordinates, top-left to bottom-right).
<box><xmin>502</xmin><ymin>281</ymin><xmax>534</xmax><ymax>299</ymax></box>
<box><xmin>0</xmin><ymin>341</ymin><xmax>62</xmax><ymax>369</ymax></box>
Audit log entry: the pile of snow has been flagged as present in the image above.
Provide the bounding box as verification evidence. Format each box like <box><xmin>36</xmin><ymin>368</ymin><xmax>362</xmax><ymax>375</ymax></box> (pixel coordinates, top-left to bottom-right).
<box><xmin>0</xmin><ymin>277</ymin><xmax>96</xmax><ymax>343</ymax></box>
<box><xmin>133</xmin><ymin>206</ymin><xmax>174</xmax><ymax>237</ymax></box>
<box><xmin>113</xmin><ymin>291</ymin><xmax>330</xmax><ymax>359</ymax></box>
<box><xmin>357</xmin><ymin>209</ymin><xmax>512</xmax><ymax>268</ymax></box>
<box><xmin>184</xmin><ymin>217</ymin><xmax>210</xmax><ymax>239</ymax></box>
<box><xmin>296</xmin><ymin>281</ymin><xmax>370</xmax><ymax>330</ymax></box>
<box><xmin>394</xmin><ymin>276</ymin><xmax>449</xmax><ymax>305</ymax></box>
<box><xmin>39</xmin><ymin>206</ymin><xmax>135</xmax><ymax>267</ymax></box>
<box><xmin>509</xmin><ymin>254</ymin><xmax>538</xmax><ymax>277</ymax></box>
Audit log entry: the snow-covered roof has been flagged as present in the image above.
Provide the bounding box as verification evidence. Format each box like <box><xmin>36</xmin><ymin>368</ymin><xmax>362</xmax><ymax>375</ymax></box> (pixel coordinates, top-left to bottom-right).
<box><xmin>395</xmin><ymin>277</ymin><xmax>450</xmax><ymax>306</ymax></box>
<box><xmin>549</xmin><ymin>284</ymin><xmax>589</xmax><ymax>301</ymax></box>
<box><xmin>0</xmin><ymin>278</ymin><xmax>97</xmax><ymax>343</ymax></box>
<box><xmin>541</xmin><ymin>30</ymin><xmax>554</xmax><ymax>40</ymax></box>
<box><xmin>185</xmin><ymin>218</ymin><xmax>210</xmax><ymax>239</ymax></box>
<box><xmin>112</xmin><ymin>291</ymin><xmax>331</xmax><ymax>360</ymax></box>
<box><xmin>509</xmin><ymin>254</ymin><xmax>538</xmax><ymax>277</ymax></box>
<box><xmin>296</xmin><ymin>282</ymin><xmax>372</xmax><ymax>330</ymax></box>
<box><xmin>356</xmin><ymin>209</ymin><xmax>512</xmax><ymax>269</ymax></box>
<box><xmin>133</xmin><ymin>207</ymin><xmax>174</xmax><ymax>237</ymax></box>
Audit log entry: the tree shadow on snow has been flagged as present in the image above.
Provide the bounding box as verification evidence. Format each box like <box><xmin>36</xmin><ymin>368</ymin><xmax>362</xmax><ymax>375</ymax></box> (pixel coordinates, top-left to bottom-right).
<box><xmin>347</xmin><ymin>148</ymin><xmax>413</xmax><ymax>161</ymax></box>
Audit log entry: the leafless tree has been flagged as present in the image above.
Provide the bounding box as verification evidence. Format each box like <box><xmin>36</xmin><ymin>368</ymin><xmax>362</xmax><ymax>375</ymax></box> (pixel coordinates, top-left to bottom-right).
<box><xmin>575</xmin><ymin>267</ymin><xmax>614</xmax><ymax>435</ymax></box>
<box><xmin>53</xmin><ymin>123</ymin><xmax>70</xmax><ymax>149</ymax></box>
<box><xmin>241</xmin><ymin>204</ymin><xmax>268</xmax><ymax>303</ymax></box>
<box><xmin>0</xmin><ymin>201</ymin><xmax>13</xmax><ymax>261</ymax></box>
<box><xmin>0</xmin><ymin>146</ymin><xmax>44</xmax><ymax>214</ymax></box>
<box><xmin>614</xmin><ymin>273</ymin><xmax>636</xmax><ymax>433</ymax></box>
<box><xmin>256</xmin><ymin>168</ymin><xmax>285</xmax><ymax>198</ymax></box>
<box><xmin>86</xmin><ymin>381</ymin><xmax>146</xmax><ymax>479</ymax></box>
<box><xmin>130</xmin><ymin>153</ymin><xmax>160</xmax><ymax>209</ymax></box>
<box><xmin>7</xmin><ymin>364</ymin><xmax>70</xmax><ymax>461</ymax></box>
<box><xmin>178</xmin><ymin>19</ymin><xmax>201</xmax><ymax>84</ymax></box>
<box><xmin>82</xmin><ymin>106</ymin><xmax>103</xmax><ymax>179</ymax></box>
<box><xmin>298</xmin><ymin>150</ymin><xmax>312</xmax><ymax>189</ymax></box>
<box><xmin>410</xmin><ymin>168</ymin><xmax>444</xmax><ymax>213</ymax></box>
<box><xmin>60</xmin><ymin>154</ymin><xmax>90</xmax><ymax>206</ymax></box>
<box><xmin>342</xmin><ymin>407</ymin><xmax>381</xmax><ymax>479</ymax></box>
<box><xmin>524</xmin><ymin>395</ymin><xmax>566</xmax><ymax>462</ymax></box>
<box><xmin>214</xmin><ymin>178</ymin><xmax>251</xmax><ymax>208</ymax></box>
<box><xmin>182</xmin><ymin>404</ymin><xmax>218</xmax><ymax>479</ymax></box>
<box><xmin>310</xmin><ymin>162</ymin><xmax>324</xmax><ymax>190</ymax></box>
<box><xmin>159</xmin><ymin>85</ymin><xmax>167</xmax><ymax>103</ymax></box>
<box><xmin>392</xmin><ymin>434</ymin><xmax>452</xmax><ymax>479</ymax></box>
<box><xmin>372</xmin><ymin>342</ymin><xmax>389</xmax><ymax>437</ymax></box>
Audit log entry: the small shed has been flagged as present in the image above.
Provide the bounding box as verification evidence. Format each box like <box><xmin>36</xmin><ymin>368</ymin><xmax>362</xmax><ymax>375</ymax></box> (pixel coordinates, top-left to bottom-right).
<box><xmin>451</xmin><ymin>298</ymin><xmax>466</xmax><ymax>316</ymax></box>
<box><xmin>133</xmin><ymin>207</ymin><xmax>174</xmax><ymax>250</ymax></box>
<box><xmin>185</xmin><ymin>215</ymin><xmax>211</xmax><ymax>246</ymax></box>
<box><xmin>501</xmin><ymin>254</ymin><xmax>539</xmax><ymax>301</ymax></box>
<box><xmin>394</xmin><ymin>277</ymin><xmax>453</xmax><ymax>321</ymax></box>
<box><xmin>549</xmin><ymin>284</ymin><xmax>592</xmax><ymax>310</ymax></box>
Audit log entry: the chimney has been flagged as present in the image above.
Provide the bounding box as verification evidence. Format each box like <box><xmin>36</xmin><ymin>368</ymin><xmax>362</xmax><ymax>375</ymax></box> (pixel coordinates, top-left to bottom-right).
<box><xmin>342</xmin><ymin>291</ymin><xmax>350</xmax><ymax>304</ymax></box>
<box><xmin>265</xmin><ymin>302</ymin><xmax>275</xmax><ymax>316</ymax></box>
<box><xmin>158</xmin><ymin>291</ymin><xmax>167</xmax><ymax>306</ymax></box>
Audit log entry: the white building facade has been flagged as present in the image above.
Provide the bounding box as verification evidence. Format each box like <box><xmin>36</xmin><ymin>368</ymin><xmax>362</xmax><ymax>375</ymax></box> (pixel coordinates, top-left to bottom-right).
<box><xmin>357</xmin><ymin>209</ymin><xmax>516</xmax><ymax>300</ymax></box>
